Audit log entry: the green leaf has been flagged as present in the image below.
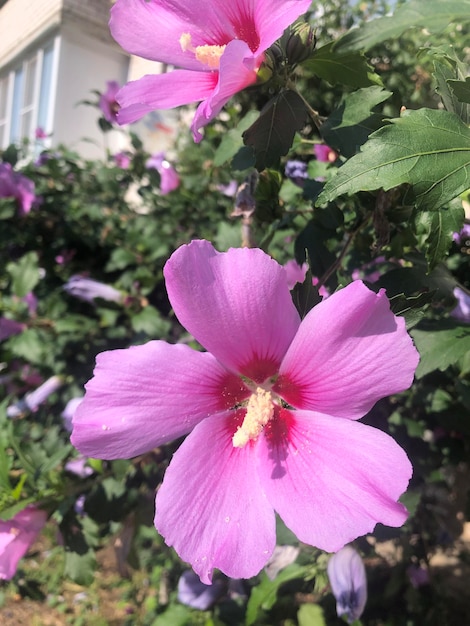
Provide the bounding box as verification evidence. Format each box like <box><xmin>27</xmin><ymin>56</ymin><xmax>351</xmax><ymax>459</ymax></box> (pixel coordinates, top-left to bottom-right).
<box><xmin>304</xmin><ymin>42</ymin><xmax>382</xmax><ymax>89</ymax></box>
<box><xmin>243</xmin><ymin>90</ymin><xmax>307</xmax><ymax>171</ymax></box>
<box><xmin>131</xmin><ymin>306</ymin><xmax>171</xmax><ymax>336</ymax></box>
<box><xmin>64</xmin><ymin>549</ymin><xmax>97</xmax><ymax>586</ymax></box>
<box><xmin>246</xmin><ymin>565</ymin><xmax>309</xmax><ymax>626</ymax></box>
<box><xmin>411</xmin><ymin>320</ymin><xmax>470</xmax><ymax>378</ymax></box>
<box><xmin>152</xmin><ymin>605</ymin><xmax>191</xmax><ymax>626</ymax></box>
<box><xmin>297</xmin><ymin>604</ymin><xmax>327</xmax><ymax>626</ymax></box>
<box><xmin>6</xmin><ymin>328</ymin><xmax>45</xmax><ymax>363</ymax></box>
<box><xmin>413</xmin><ymin>203</ymin><xmax>465</xmax><ymax>269</ymax></box>
<box><xmin>335</xmin><ymin>0</ymin><xmax>470</xmax><ymax>53</ymax></box>
<box><xmin>427</xmin><ymin>46</ymin><xmax>470</xmax><ymax>123</ymax></box>
<box><xmin>7</xmin><ymin>251</ymin><xmax>40</xmax><ymax>297</ymax></box>
<box><xmin>213</xmin><ymin>110</ymin><xmax>259</xmax><ymax>166</ymax></box>
<box><xmin>448</xmin><ymin>77</ymin><xmax>470</xmax><ymax>105</ymax></box>
<box><xmin>317</xmin><ymin>108</ymin><xmax>470</xmax><ymax>212</ymax></box>
<box><xmin>321</xmin><ymin>87</ymin><xmax>392</xmax><ymax>158</ymax></box>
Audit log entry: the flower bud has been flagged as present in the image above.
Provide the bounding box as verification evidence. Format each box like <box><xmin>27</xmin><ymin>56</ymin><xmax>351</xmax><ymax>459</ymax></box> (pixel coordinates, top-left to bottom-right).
<box><xmin>285</xmin><ymin>22</ymin><xmax>316</xmax><ymax>65</ymax></box>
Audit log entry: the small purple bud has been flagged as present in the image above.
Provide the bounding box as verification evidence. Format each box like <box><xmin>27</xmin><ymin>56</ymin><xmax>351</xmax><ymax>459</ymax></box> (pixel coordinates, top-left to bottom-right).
<box><xmin>177</xmin><ymin>570</ymin><xmax>223</xmax><ymax>610</ymax></box>
<box><xmin>7</xmin><ymin>375</ymin><xmax>63</xmax><ymax>418</ymax></box>
<box><xmin>63</xmin><ymin>276</ymin><xmax>123</xmax><ymax>304</ymax></box>
<box><xmin>327</xmin><ymin>546</ymin><xmax>367</xmax><ymax>624</ymax></box>
<box><xmin>285</xmin><ymin>160</ymin><xmax>308</xmax><ymax>187</ymax></box>
<box><xmin>450</xmin><ymin>287</ymin><xmax>470</xmax><ymax>323</ymax></box>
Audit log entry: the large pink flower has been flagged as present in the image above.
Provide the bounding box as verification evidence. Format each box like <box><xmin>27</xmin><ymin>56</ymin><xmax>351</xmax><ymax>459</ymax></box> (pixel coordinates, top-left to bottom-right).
<box><xmin>71</xmin><ymin>240</ymin><xmax>419</xmax><ymax>583</ymax></box>
<box><xmin>110</xmin><ymin>0</ymin><xmax>312</xmax><ymax>141</ymax></box>
<box><xmin>0</xmin><ymin>506</ymin><xmax>47</xmax><ymax>580</ymax></box>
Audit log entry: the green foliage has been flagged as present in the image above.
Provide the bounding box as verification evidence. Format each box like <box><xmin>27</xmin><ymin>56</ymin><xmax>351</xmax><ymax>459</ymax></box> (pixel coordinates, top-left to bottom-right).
<box><xmin>1</xmin><ymin>1</ymin><xmax>470</xmax><ymax>624</ymax></box>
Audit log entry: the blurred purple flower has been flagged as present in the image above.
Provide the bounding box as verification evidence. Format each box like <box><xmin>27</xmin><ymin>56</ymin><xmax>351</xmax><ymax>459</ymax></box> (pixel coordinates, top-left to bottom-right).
<box><xmin>63</xmin><ymin>275</ymin><xmax>123</xmax><ymax>304</ymax></box>
<box><xmin>61</xmin><ymin>397</ymin><xmax>84</xmax><ymax>432</ymax></box>
<box><xmin>177</xmin><ymin>570</ymin><xmax>224</xmax><ymax>610</ymax></box>
<box><xmin>407</xmin><ymin>564</ymin><xmax>429</xmax><ymax>589</ymax></box>
<box><xmin>0</xmin><ymin>506</ymin><xmax>48</xmax><ymax>580</ymax></box>
<box><xmin>453</xmin><ymin>223</ymin><xmax>470</xmax><ymax>246</ymax></box>
<box><xmin>327</xmin><ymin>546</ymin><xmax>367</xmax><ymax>624</ymax></box>
<box><xmin>284</xmin><ymin>259</ymin><xmax>308</xmax><ymax>290</ymax></box>
<box><xmin>0</xmin><ymin>317</ymin><xmax>25</xmax><ymax>341</ymax></box>
<box><xmin>113</xmin><ymin>151</ymin><xmax>131</xmax><ymax>169</ymax></box>
<box><xmin>0</xmin><ymin>162</ymin><xmax>37</xmax><ymax>215</ymax></box>
<box><xmin>35</xmin><ymin>127</ymin><xmax>48</xmax><ymax>139</ymax></box>
<box><xmin>450</xmin><ymin>287</ymin><xmax>470</xmax><ymax>323</ymax></box>
<box><xmin>146</xmin><ymin>152</ymin><xmax>180</xmax><ymax>195</ymax></box>
<box><xmin>217</xmin><ymin>180</ymin><xmax>238</xmax><ymax>197</ymax></box>
<box><xmin>99</xmin><ymin>80</ymin><xmax>121</xmax><ymax>123</ymax></box>
<box><xmin>285</xmin><ymin>160</ymin><xmax>308</xmax><ymax>187</ymax></box>
<box><xmin>314</xmin><ymin>143</ymin><xmax>337</xmax><ymax>163</ymax></box>
<box><xmin>65</xmin><ymin>456</ymin><xmax>94</xmax><ymax>478</ymax></box>
<box><xmin>7</xmin><ymin>375</ymin><xmax>63</xmax><ymax>418</ymax></box>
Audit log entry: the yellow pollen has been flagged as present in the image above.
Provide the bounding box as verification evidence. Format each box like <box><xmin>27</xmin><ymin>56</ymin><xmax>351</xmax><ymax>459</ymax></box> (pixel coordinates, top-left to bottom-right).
<box><xmin>179</xmin><ymin>33</ymin><xmax>225</xmax><ymax>69</ymax></box>
<box><xmin>233</xmin><ymin>387</ymin><xmax>274</xmax><ymax>448</ymax></box>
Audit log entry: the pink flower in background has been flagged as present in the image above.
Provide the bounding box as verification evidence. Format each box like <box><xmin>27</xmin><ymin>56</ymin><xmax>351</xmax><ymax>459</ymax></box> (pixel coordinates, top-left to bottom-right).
<box><xmin>283</xmin><ymin>259</ymin><xmax>329</xmax><ymax>298</ymax></box>
<box><xmin>63</xmin><ymin>275</ymin><xmax>123</xmax><ymax>304</ymax></box>
<box><xmin>327</xmin><ymin>546</ymin><xmax>367</xmax><ymax>624</ymax></box>
<box><xmin>72</xmin><ymin>240</ymin><xmax>418</xmax><ymax>583</ymax></box>
<box><xmin>110</xmin><ymin>0</ymin><xmax>312</xmax><ymax>141</ymax></box>
<box><xmin>61</xmin><ymin>396</ymin><xmax>84</xmax><ymax>432</ymax></box>
<box><xmin>0</xmin><ymin>162</ymin><xmax>36</xmax><ymax>215</ymax></box>
<box><xmin>314</xmin><ymin>143</ymin><xmax>337</xmax><ymax>163</ymax></box>
<box><xmin>0</xmin><ymin>506</ymin><xmax>47</xmax><ymax>580</ymax></box>
<box><xmin>450</xmin><ymin>287</ymin><xmax>470</xmax><ymax>323</ymax></box>
<box><xmin>146</xmin><ymin>153</ymin><xmax>180</xmax><ymax>195</ymax></box>
<box><xmin>7</xmin><ymin>375</ymin><xmax>63</xmax><ymax>418</ymax></box>
<box><xmin>99</xmin><ymin>80</ymin><xmax>121</xmax><ymax>123</ymax></box>
<box><xmin>0</xmin><ymin>317</ymin><xmax>26</xmax><ymax>341</ymax></box>
<box><xmin>35</xmin><ymin>127</ymin><xmax>48</xmax><ymax>139</ymax></box>
<box><xmin>113</xmin><ymin>151</ymin><xmax>131</xmax><ymax>169</ymax></box>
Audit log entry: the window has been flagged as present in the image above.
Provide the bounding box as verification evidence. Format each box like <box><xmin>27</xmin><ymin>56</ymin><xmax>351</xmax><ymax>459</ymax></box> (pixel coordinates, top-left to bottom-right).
<box><xmin>0</xmin><ymin>37</ymin><xmax>60</xmax><ymax>150</ymax></box>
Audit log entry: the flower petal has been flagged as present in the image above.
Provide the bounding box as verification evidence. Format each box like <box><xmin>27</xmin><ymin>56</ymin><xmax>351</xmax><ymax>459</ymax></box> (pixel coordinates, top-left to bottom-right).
<box><xmin>117</xmin><ymin>71</ymin><xmax>218</xmax><ymax>125</ymax></box>
<box><xmin>191</xmin><ymin>40</ymin><xmax>259</xmax><ymax>142</ymax></box>
<box><xmin>275</xmin><ymin>281</ymin><xmax>419</xmax><ymax>418</ymax></box>
<box><xmin>252</xmin><ymin>0</ymin><xmax>313</xmax><ymax>52</ymax></box>
<box><xmin>110</xmin><ymin>0</ymin><xmax>227</xmax><ymax>70</ymax></box>
<box><xmin>164</xmin><ymin>240</ymin><xmax>300</xmax><ymax>382</ymax></box>
<box><xmin>71</xmin><ymin>341</ymin><xmax>248</xmax><ymax>459</ymax></box>
<box><xmin>155</xmin><ymin>412</ymin><xmax>276</xmax><ymax>584</ymax></box>
<box><xmin>258</xmin><ymin>410</ymin><xmax>412</xmax><ymax>552</ymax></box>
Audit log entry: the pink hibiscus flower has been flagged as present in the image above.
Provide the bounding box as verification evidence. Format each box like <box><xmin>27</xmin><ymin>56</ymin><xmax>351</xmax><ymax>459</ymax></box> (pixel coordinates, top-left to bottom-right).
<box><xmin>0</xmin><ymin>506</ymin><xmax>47</xmax><ymax>580</ymax></box>
<box><xmin>0</xmin><ymin>162</ymin><xmax>36</xmax><ymax>215</ymax></box>
<box><xmin>99</xmin><ymin>80</ymin><xmax>121</xmax><ymax>123</ymax></box>
<box><xmin>71</xmin><ymin>240</ymin><xmax>419</xmax><ymax>583</ymax></box>
<box><xmin>109</xmin><ymin>0</ymin><xmax>312</xmax><ymax>141</ymax></box>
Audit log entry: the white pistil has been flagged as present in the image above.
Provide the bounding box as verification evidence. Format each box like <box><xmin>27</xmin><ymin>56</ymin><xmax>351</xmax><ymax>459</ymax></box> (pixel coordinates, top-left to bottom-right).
<box><xmin>233</xmin><ymin>387</ymin><xmax>274</xmax><ymax>448</ymax></box>
<box><xmin>179</xmin><ymin>33</ymin><xmax>225</xmax><ymax>69</ymax></box>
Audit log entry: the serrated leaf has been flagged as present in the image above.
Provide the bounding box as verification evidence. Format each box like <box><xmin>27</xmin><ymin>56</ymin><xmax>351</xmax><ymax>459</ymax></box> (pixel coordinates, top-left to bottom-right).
<box><xmin>411</xmin><ymin>320</ymin><xmax>470</xmax><ymax>378</ymax></box>
<box><xmin>335</xmin><ymin>0</ymin><xmax>470</xmax><ymax>53</ymax></box>
<box><xmin>131</xmin><ymin>306</ymin><xmax>170</xmax><ymax>336</ymax></box>
<box><xmin>413</xmin><ymin>204</ymin><xmax>465</xmax><ymax>269</ymax></box>
<box><xmin>317</xmin><ymin>108</ymin><xmax>470</xmax><ymax>212</ymax></box>
<box><xmin>321</xmin><ymin>87</ymin><xmax>392</xmax><ymax>158</ymax></box>
<box><xmin>64</xmin><ymin>549</ymin><xmax>97</xmax><ymax>586</ymax></box>
<box><xmin>7</xmin><ymin>251</ymin><xmax>40</xmax><ymax>297</ymax></box>
<box><xmin>6</xmin><ymin>328</ymin><xmax>45</xmax><ymax>363</ymax></box>
<box><xmin>427</xmin><ymin>46</ymin><xmax>470</xmax><ymax>123</ymax></box>
<box><xmin>448</xmin><ymin>77</ymin><xmax>470</xmax><ymax>105</ymax></box>
<box><xmin>304</xmin><ymin>42</ymin><xmax>382</xmax><ymax>89</ymax></box>
<box><xmin>243</xmin><ymin>90</ymin><xmax>307</xmax><ymax>171</ymax></box>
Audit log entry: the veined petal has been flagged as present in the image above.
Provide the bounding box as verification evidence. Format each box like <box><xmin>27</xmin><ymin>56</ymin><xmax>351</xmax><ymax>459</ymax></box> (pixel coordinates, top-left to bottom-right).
<box><xmin>110</xmin><ymin>0</ymin><xmax>228</xmax><ymax>70</ymax></box>
<box><xmin>258</xmin><ymin>410</ymin><xmax>412</xmax><ymax>552</ymax></box>
<box><xmin>117</xmin><ymin>71</ymin><xmax>218</xmax><ymax>125</ymax></box>
<box><xmin>252</xmin><ymin>0</ymin><xmax>313</xmax><ymax>52</ymax></box>
<box><xmin>155</xmin><ymin>412</ymin><xmax>276</xmax><ymax>584</ymax></box>
<box><xmin>275</xmin><ymin>281</ymin><xmax>419</xmax><ymax>419</ymax></box>
<box><xmin>191</xmin><ymin>40</ymin><xmax>259</xmax><ymax>142</ymax></box>
<box><xmin>71</xmin><ymin>341</ymin><xmax>248</xmax><ymax>459</ymax></box>
<box><xmin>164</xmin><ymin>240</ymin><xmax>301</xmax><ymax>382</ymax></box>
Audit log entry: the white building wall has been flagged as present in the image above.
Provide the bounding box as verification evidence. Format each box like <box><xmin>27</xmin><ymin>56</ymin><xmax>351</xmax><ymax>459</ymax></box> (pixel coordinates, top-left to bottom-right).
<box><xmin>0</xmin><ymin>0</ymin><xmax>63</xmax><ymax>66</ymax></box>
<box><xmin>53</xmin><ymin>25</ymin><xmax>128</xmax><ymax>158</ymax></box>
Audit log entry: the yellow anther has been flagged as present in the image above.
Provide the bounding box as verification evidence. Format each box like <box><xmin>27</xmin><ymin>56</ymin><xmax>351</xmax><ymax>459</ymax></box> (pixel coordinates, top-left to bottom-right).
<box><xmin>179</xmin><ymin>33</ymin><xmax>225</xmax><ymax>69</ymax></box>
<box><xmin>233</xmin><ymin>387</ymin><xmax>274</xmax><ymax>448</ymax></box>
